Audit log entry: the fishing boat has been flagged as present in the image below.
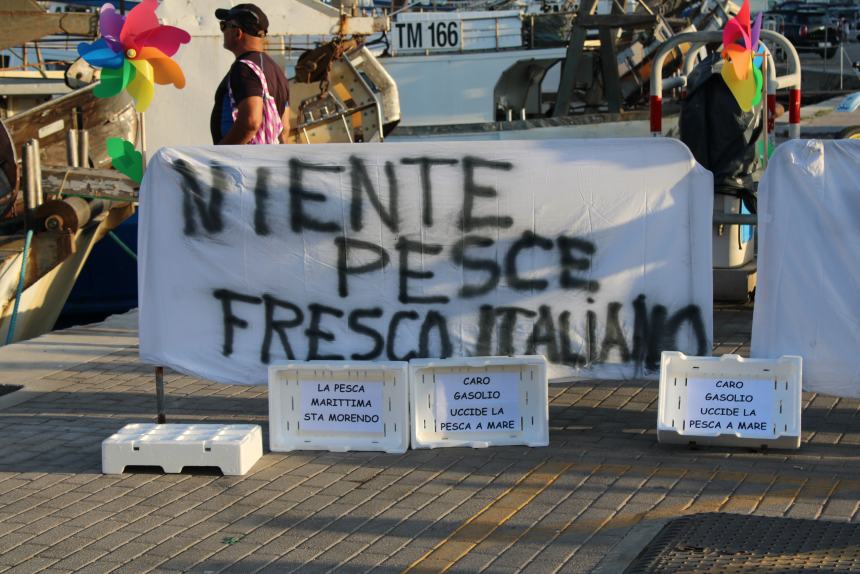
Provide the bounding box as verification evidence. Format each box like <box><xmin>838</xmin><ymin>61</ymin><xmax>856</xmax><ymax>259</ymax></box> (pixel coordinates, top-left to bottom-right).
<box><xmin>0</xmin><ymin>85</ymin><xmax>138</xmax><ymax>344</ymax></box>
<box><xmin>276</xmin><ymin>0</ymin><xmax>739</xmax><ymax>138</ymax></box>
<box><xmin>0</xmin><ymin>1</ymin><xmax>138</xmax><ymax>344</ymax></box>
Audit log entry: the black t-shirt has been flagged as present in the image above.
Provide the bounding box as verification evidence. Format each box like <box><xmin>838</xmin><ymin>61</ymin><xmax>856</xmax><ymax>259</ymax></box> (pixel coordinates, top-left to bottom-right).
<box><xmin>210</xmin><ymin>51</ymin><xmax>290</xmax><ymax>143</ymax></box>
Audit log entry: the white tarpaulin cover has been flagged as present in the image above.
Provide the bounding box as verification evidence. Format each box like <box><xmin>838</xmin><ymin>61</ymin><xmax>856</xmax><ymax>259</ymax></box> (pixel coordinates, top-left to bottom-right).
<box><xmin>752</xmin><ymin>140</ymin><xmax>860</xmax><ymax>398</ymax></box>
<box><xmin>139</xmin><ymin>139</ymin><xmax>713</xmax><ymax>385</ymax></box>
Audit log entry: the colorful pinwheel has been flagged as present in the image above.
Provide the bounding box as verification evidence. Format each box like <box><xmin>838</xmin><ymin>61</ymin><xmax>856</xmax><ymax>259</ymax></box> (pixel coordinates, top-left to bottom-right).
<box><xmin>720</xmin><ymin>0</ymin><xmax>766</xmax><ymax>112</ymax></box>
<box><xmin>78</xmin><ymin>0</ymin><xmax>190</xmax><ymax>112</ymax></box>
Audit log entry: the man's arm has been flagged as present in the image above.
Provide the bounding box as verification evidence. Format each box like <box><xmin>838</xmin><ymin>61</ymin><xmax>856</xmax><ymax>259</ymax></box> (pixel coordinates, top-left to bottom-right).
<box><xmin>279</xmin><ymin>106</ymin><xmax>291</xmax><ymax>144</ymax></box>
<box><xmin>218</xmin><ymin>96</ymin><xmax>263</xmax><ymax>145</ymax></box>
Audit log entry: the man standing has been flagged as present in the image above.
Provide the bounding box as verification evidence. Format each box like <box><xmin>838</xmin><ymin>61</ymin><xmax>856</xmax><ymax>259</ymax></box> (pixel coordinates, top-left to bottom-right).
<box><xmin>211</xmin><ymin>4</ymin><xmax>291</xmax><ymax>144</ymax></box>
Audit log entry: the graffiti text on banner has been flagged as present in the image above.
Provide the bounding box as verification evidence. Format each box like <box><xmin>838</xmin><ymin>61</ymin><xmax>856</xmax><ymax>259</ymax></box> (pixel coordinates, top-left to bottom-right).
<box><xmin>138</xmin><ymin>140</ymin><xmax>713</xmax><ymax>385</ymax></box>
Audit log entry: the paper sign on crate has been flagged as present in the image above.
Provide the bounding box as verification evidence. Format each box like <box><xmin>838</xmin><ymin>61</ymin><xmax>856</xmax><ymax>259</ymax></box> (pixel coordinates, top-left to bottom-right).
<box><xmin>268</xmin><ymin>361</ymin><xmax>409</xmax><ymax>453</ymax></box>
<box><xmin>411</xmin><ymin>356</ymin><xmax>548</xmax><ymax>449</ymax></box>
<box><xmin>657</xmin><ymin>352</ymin><xmax>802</xmax><ymax>449</ymax></box>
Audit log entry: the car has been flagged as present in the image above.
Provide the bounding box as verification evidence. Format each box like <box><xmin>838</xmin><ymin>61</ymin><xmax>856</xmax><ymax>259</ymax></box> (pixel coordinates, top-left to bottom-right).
<box><xmin>766</xmin><ymin>9</ymin><xmax>843</xmax><ymax>59</ymax></box>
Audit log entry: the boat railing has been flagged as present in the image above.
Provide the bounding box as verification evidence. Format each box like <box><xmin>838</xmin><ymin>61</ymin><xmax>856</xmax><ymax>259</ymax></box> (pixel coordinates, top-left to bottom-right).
<box><xmin>388</xmin><ymin>0</ymin><xmax>510</xmax><ymax>17</ymax></box>
<box><xmin>649</xmin><ymin>29</ymin><xmax>802</xmax><ymax>140</ymax></box>
<box><xmin>279</xmin><ymin>13</ymin><xmax>525</xmax><ymax>56</ymax></box>
<box><xmin>649</xmin><ymin>30</ymin><xmax>803</xmax><ymax>228</ymax></box>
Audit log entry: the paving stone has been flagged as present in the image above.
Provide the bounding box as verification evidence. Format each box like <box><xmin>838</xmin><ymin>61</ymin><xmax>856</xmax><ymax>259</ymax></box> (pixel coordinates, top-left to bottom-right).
<box><xmin>3</xmin><ymin>558</ymin><xmax>63</xmax><ymax>574</ymax></box>
<box><xmin>69</xmin><ymin>519</ymin><xmax>132</xmax><ymax>543</ymax></box>
<box><xmin>0</xmin><ymin>545</ymin><xmax>51</xmax><ymax>567</ymax></box>
<box><xmin>63</xmin><ymin>561</ymin><xmax>117</xmax><ymax>574</ymax></box>
<box><xmin>43</xmin><ymin>549</ymin><xmax>109</xmax><ymax>572</ymax></box>
<box><xmin>107</xmin><ymin>553</ymin><xmax>173</xmax><ymax>574</ymax></box>
<box><xmin>445</xmin><ymin>550</ymin><xmax>498</xmax><ymax>573</ymax></box>
<box><xmin>25</xmin><ymin>525</ymin><xmax>82</xmax><ymax>547</ymax></box>
<box><xmin>205</xmin><ymin>549</ymin><xmax>283</xmax><ymax>574</ymax></box>
<box><xmin>329</xmin><ymin>551</ymin><xmax>390</xmax><ymax>573</ymax></box>
<box><xmin>785</xmin><ymin>501</ymin><xmax>826</xmax><ymax>520</ymax></box>
<box><xmin>0</xmin><ymin>306</ymin><xmax>858</xmax><ymax>574</ymax></box>
<box><xmin>372</xmin><ymin>544</ymin><xmax>435</xmax><ymax>573</ymax></box>
<box><xmin>254</xmin><ymin>547</ymin><xmax>318</xmax><ymax>574</ymax></box>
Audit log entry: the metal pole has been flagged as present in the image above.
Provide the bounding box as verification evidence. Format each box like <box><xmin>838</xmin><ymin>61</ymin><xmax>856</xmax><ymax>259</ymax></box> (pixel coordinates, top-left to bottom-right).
<box><xmin>138</xmin><ymin>112</ymin><xmax>147</xmax><ymax>167</ymax></box>
<box><xmin>34</xmin><ymin>41</ymin><xmax>45</xmax><ymax>76</ymax></box>
<box><xmin>66</xmin><ymin>130</ymin><xmax>79</xmax><ymax>168</ymax></box>
<box><xmin>76</xmin><ymin>129</ymin><xmax>89</xmax><ymax>169</ymax></box>
<box><xmin>840</xmin><ymin>43</ymin><xmax>844</xmax><ymax>91</ymax></box>
<box><xmin>155</xmin><ymin>366</ymin><xmax>166</xmax><ymax>424</ymax></box>
<box><xmin>761</xmin><ymin>56</ymin><xmax>768</xmax><ymax>169</ymax></box>
<box><xmin>713</xmin><ymin>213</ymin><xmax>757</xmax><ymax>225</ymax></box>
<box><xmin>32</xmin><ymin>140</ymin><xmax>42</xmax><ymax>209</ymax></box>
<box><xmin>22</xmin><ymin>139</ymin><xmax>43</xmax><ymax>219</ymax></box>
<box><xmin>530</xmin><ymin>15</ymin><xmax>534</xmax><ymax>49</ymax></box>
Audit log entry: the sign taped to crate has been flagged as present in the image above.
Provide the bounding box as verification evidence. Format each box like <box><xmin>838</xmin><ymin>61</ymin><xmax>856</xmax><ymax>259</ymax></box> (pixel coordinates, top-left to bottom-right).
<box><xmin>411</xmin><ymin>356</ymin><xmax>548</xmax><ymax>449</ymax></box>
<box><xmin>268</xmin><ymin>361</ymin><xmax>409</xmax><ymax>453</ymax></box>
<box><xmin>657</xmin><ymin>352</ymin><xmax>801</xmax><ymax>449</ymax></box>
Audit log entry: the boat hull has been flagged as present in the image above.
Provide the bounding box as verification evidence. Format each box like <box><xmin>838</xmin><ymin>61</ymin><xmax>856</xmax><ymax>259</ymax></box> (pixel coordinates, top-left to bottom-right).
<box><xmin>0</xmin><ymin>206</ymin><xmax>133</xmax><ymax>344</ymax></box>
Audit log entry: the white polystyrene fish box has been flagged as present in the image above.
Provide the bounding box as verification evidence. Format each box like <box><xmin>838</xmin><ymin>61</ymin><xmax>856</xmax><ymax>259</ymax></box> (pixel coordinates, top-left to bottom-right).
<box><xmin>102</xmin><ymin>424</ymin><xmax>263</xmax><ymax>475</ymax></box>
<box><xmin>658</xmin><ymin>352</ymin><xmax>802</xmax><ymax>449</ymax></box>
<box><xmin>410</xmin><ymin>356</ymin><xmax>548</xmax><ymax>449</ymax></box>
<box><xmin>268</xmin><ymin>361</ymin><xmax>409</xmax><ymax>453</ymax></box>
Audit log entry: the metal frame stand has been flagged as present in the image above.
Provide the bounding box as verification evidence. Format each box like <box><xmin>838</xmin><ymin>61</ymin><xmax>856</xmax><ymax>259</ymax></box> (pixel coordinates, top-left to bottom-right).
<box><xmin>554</xmin><ymin>0</ymin><xmax>656</xmax><ymax>116</ymax></box>
<box><xmin>155</xmin><ymin>367</ymin><xmax>166</xmax><ymax>423</ymax></box>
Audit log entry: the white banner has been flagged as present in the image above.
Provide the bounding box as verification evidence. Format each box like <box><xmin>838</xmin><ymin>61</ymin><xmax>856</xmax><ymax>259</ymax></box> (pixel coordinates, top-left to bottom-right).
<box><xmin>139</xmin><ymin>139</ymin><xmax>713</xmax><ymax>385</ymax></box>
<box><xmin>752</xmin><ymin>140</ymin><xmax>860</xmax><ymax>398</ymax></box>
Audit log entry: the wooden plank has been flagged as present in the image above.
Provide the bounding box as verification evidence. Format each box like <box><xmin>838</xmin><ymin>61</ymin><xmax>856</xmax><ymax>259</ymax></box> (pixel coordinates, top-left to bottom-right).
<box><xmin>41</xmin><ymin>166</ymin><xmax>138</xmax><ymax>203</ymax></box>
<box><xmin>5</xmin><ymin>85</ymin><xmax>137</xmax><ymax>169</ymax></box>
<box><xmin>6</xmin><ymin>0</ymin><xmax>42</xmax><ymax>12</ymax></box>
<box><xmin>0</xmin><ymin>12</ymin><xmax>97</xmax><ymax>50</ymax></box>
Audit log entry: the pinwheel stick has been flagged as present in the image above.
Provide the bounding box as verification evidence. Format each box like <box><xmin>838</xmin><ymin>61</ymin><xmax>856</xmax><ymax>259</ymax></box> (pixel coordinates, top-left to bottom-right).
<box><xmin>760</xmin><ymin>56</ymin><xmax>768</xmax><ymax>169</ymax></box>
<box><xmin>138</xmin><ymin>111</ymin><xmax>147</xmax><ymax>168</ymax></box>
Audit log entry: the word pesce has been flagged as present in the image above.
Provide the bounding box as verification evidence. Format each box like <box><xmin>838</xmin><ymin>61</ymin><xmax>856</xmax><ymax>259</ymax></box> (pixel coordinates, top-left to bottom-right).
<box><xmin>174</xmin><ymin>153</ymin><xmax>708</xmax><ymax>372</ymax></box>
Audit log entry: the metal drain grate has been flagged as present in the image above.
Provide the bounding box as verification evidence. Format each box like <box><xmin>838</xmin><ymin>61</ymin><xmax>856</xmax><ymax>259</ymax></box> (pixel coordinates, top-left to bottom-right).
<box><xmin>624</xmin><ymin>513</ymin><xmax>860</xmax><ymax>573</ymax></box>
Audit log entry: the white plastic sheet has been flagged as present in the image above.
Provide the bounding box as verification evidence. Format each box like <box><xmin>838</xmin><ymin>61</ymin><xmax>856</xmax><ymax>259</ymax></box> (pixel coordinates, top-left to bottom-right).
<box><xmin>752</xmin><ymin>140</ymin><xmax>860</xmax><ymax>398</ymax></box>
<box><xmin>139</xmin><ymin>139</ymin><xmax>713</xmax><ymax>385</ymax></box>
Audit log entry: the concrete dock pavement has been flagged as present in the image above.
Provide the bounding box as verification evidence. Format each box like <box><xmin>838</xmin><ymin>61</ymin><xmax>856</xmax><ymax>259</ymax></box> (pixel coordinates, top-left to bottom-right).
<box><xmin>0</xmin><ymin>305</ymin><xmax>858</xmax><ymax>573</ymax></box>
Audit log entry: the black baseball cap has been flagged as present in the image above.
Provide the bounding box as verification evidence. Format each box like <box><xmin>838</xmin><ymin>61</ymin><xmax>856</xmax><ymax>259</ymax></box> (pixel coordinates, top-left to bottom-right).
<box><xmin>215</xmin><ymin>4</ymin><xmax>269</xmax><ymax>37</ymax></box>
